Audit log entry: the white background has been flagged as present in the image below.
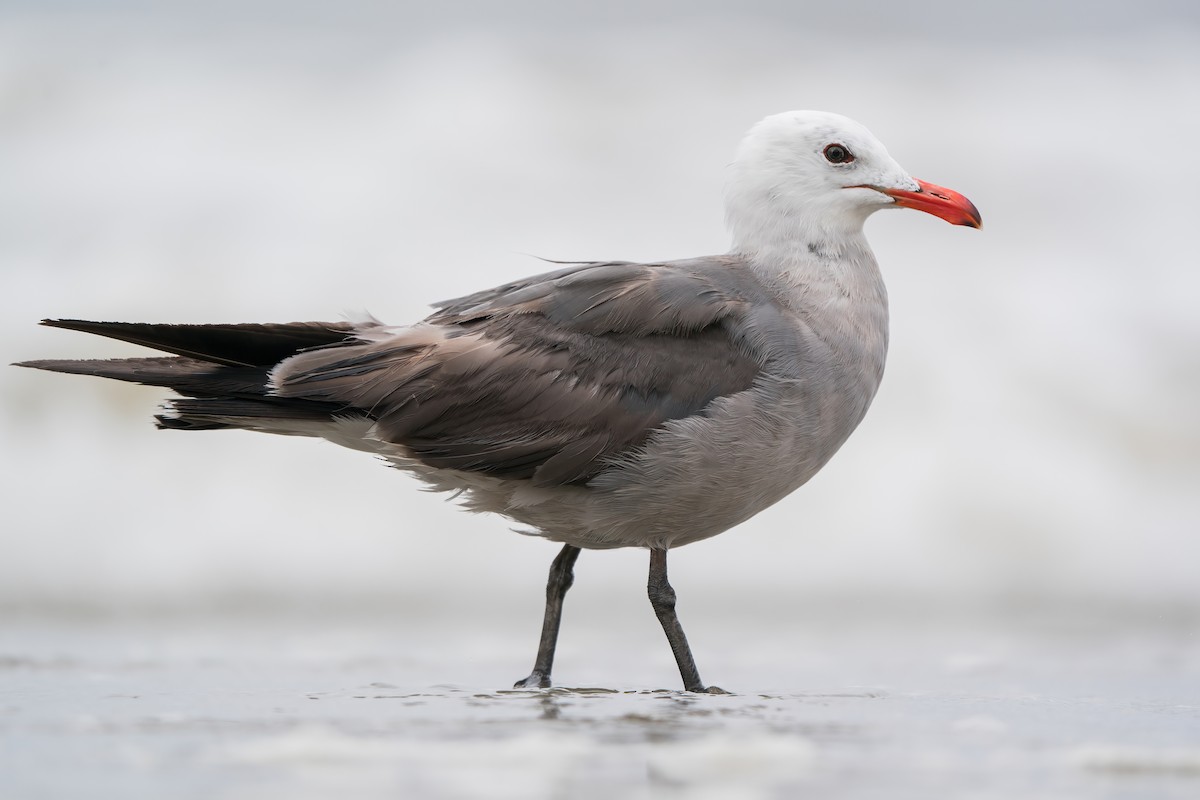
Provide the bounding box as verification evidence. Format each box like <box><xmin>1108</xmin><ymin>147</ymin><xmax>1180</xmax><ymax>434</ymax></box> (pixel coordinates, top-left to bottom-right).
<box><xmin>2</xmin><ymin>0</ymin><xmax>1197</xmax><ymax>621</ymax></box>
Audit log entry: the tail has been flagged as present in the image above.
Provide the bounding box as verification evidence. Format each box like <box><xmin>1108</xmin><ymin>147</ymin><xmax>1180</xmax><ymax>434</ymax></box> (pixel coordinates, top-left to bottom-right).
<box><xmin>15</xmin><ymin>319</ymin><xmax>360</xmax><ymax>431</ymax></box>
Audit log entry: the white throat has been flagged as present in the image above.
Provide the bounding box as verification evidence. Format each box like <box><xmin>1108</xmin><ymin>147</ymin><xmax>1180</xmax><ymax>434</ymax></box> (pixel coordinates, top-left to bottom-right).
<box><xmin>724</xmin><ymin>181</ymin><xmax>873</xmax><ymax>265</ymax></box>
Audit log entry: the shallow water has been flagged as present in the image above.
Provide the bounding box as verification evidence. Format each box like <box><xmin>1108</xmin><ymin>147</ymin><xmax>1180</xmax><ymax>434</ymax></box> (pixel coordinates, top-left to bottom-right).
<box><xmin>3</xmin><ymin>610</ymin><xmax>1197</xmax><ymax>799</ymax></box>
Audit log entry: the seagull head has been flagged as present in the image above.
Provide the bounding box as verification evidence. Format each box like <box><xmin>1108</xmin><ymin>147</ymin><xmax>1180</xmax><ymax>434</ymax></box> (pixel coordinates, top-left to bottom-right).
<box><xmin>725</xmin><ymin>110</ymin><xmax>981</xmax><ymax>257</ymax></box>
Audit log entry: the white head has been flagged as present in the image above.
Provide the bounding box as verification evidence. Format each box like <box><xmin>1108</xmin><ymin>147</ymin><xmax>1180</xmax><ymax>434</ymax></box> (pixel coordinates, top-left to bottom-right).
<box><xmin>724</xmin><ymin>110</ymin><xmax>980</xmax><ymax>258</ymax></box>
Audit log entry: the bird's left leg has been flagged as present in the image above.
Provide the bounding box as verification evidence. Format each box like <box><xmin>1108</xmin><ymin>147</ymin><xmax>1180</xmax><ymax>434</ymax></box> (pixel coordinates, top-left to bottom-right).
<box><xmin>647</xmin><ymin>547</ymin><xmax>722</xmax><ymax>693</ymax></box>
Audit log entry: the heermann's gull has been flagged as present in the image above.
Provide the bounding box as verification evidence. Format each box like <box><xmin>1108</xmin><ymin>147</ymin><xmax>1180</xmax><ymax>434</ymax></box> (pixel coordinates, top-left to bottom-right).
<box><xmin>17</xmin><ymin>111</ymin><xmax>980</xmax><ymax>692</ymax></box>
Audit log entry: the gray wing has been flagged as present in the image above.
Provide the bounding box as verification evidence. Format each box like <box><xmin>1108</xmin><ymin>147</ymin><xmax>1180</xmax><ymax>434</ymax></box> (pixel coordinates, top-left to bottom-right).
<box><xmin>272</xmin><ymin>258</ymin><xmax>764</xmax><ymax>486</ymax></box>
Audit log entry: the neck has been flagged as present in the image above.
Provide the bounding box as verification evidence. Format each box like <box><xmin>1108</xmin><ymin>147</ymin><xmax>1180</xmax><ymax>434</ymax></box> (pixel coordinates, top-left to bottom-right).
<box><xmin>728</xmin><ymin>222</ymin><xmax>876</xmax><ymax>289</ymax></box>
<box><xmin>724</xmin><ymin>190</ymin><xmax>873</xmax><ymax>269</ymax></box>
<box><xmin>726</xmin><ymin>214</ymin><xmax>888</xmax><ymax>332</ymax></box>
<box><xmin>730</xmin><ymin>229</ymin><xmax>868</xmax><ymax>269</ymax></box>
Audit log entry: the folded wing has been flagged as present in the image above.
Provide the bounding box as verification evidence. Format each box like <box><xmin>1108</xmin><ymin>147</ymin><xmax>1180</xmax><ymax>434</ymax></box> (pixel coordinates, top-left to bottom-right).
<box><xmin>273</xmin><ymin>259</ymin><xmax>762</xmax><ymax>486</ymax></box>
<box><xmin>19</xmin><ymin>259</ymin><xmax>764</xmax><ymax>488</ymax></box>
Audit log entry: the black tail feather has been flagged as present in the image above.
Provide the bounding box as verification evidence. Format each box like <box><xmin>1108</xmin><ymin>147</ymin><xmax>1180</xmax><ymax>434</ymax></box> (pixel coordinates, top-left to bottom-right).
<box><xmin>15</xmin><ymin>356</ymin><xmax>271</xmax><ymax>396</ymax></box>
<box><xmin>156</xmin><ymin>397</ymin><xmax>349</xmax><ymax>430</ymax></box>
<box><xmin>17</xmin><ymin>319</ymin><xmax>365</xmax><ymax>434</ymax></box>
<box><xmin>36</xmin><ymin>319</ymin><xmax>356</xmax><ymax>367</ymax></box>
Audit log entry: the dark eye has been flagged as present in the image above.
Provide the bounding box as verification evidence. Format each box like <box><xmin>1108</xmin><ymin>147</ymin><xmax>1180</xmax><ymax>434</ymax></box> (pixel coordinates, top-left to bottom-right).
<box><xmin>823</xmin><ymin>143</ymin><xmax>854</xmax><ymax>164</ymax></box>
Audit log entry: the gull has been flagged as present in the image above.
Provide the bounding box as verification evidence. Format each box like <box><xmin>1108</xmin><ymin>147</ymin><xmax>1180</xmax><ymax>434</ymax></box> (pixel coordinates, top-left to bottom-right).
<box><xmin>17</xmin><ymin>110</ymin><xmax>981</xmax><ymax>692</ymax></box>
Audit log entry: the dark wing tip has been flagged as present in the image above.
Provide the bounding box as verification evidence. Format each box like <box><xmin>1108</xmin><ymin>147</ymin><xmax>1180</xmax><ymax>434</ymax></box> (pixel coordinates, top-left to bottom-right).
<box><xmin>12</xmin><ymin>358</ymin><xmax>92</xmax><ymax>371</ymax></box>
<box><xmin>40</xmin><ymin>318</ymin><xmax>92</xmax><ymax>327</ymax></box>
<box><xmin>10</xmin><ymin>357</ymin><xmax>135</xmax><ymax>376</ymax></box>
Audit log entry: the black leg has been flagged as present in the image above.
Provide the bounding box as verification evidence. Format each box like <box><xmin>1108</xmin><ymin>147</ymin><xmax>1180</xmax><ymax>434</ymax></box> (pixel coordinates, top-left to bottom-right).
<box><xmin>514</xmin><ymin>544</ymin><xmax>581</xmax><ymax>688</ymax></box>
<box><xmin>648</xmin><ymin>548</ymin><xmax>715</xmax><ymax>693</ymax></box>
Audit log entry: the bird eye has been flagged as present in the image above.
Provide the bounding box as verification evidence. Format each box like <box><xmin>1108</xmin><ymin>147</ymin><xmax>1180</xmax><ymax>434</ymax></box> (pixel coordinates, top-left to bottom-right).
<box><xmin>823</xmin><ymin>143</ymin><xmax>854</xmax><ymax>164</ymax></box>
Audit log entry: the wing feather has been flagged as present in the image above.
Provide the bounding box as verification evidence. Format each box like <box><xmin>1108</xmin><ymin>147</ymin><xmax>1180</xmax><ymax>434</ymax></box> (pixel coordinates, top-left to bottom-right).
<box><xmin>274</xmin><ymin>258</ymin><xmax>764</xmax><ymax>486</ymax></box>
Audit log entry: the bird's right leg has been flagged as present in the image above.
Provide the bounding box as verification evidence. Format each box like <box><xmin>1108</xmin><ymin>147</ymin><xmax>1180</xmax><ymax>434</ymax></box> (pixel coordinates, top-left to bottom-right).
<box><xmin>513</xmin><ymin>544</ymin><xmax>581</xmax><ymax>689</ymax></box>
<box><xmin>647</xmin><ymin>547</ymin><xmax>715</xmax><ymax>692</ymax></box>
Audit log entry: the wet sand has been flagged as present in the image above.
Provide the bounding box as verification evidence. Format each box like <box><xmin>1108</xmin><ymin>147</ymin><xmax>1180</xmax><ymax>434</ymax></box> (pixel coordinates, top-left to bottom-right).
<box><xmin>4</xmin><ymin>607</ymin><xmax>1197</xmax><ymax>799</ymax></box>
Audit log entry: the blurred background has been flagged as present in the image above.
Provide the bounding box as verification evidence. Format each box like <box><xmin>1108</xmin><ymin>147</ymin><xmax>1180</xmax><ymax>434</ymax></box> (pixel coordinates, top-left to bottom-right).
<box><xmin>2</xmin><ymin>0</ymin><xmax>1198</xmax><ymax>628</ymax></box>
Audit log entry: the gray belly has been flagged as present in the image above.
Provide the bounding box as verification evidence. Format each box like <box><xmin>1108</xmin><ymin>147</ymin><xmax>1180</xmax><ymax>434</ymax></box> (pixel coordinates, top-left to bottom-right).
<box><xmin>382</xmin><ymin>312</ymin><xmax>886</xmax><ymax>551</ymax></box>
<box><xmin>555</xmin><ymin>370</ymin><xmax>880</xmax><ymax>550</ymax></box>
